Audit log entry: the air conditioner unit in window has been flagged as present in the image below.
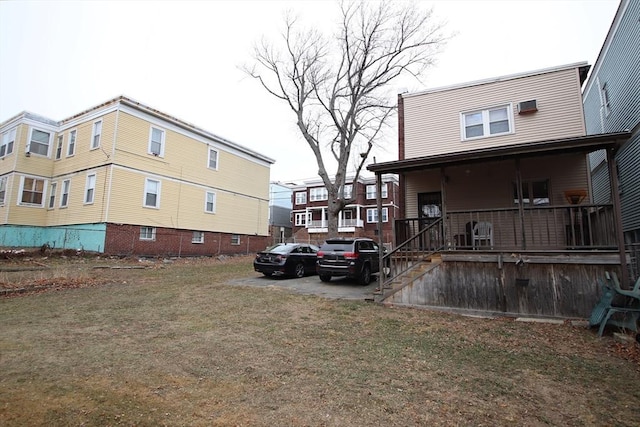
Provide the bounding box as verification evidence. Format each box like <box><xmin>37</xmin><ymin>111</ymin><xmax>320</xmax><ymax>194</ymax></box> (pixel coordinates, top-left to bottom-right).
<box><xmin>518</xmin><ymin>100</ymin><xmax>538</xmax><ymax>115</ymax></box>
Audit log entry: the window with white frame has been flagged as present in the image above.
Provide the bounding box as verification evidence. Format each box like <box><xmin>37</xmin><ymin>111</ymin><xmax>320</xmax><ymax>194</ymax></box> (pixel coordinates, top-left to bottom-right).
<box><xmin>341</xmin><ymin>184</ymin><xmax>353</xmax><ymax>199</ymax></box>
<box><xmin>85</xmin><ymin>173</ymin><xmax>96</xmax><ymax>204</ymax></box>
<box><xmin>600</xmin><ymin>81</ymin><xmax>611</xmax><ymax>117</ymax></box>
<box><xmin>55</xmin><ymin>135</ymin><xmax>63</xmax><ymax>160</ymax></box>
<box><xmin>462</xmin><ymin>105</ymin><xmax>513</xmax><ymax>140</ymax></box>
<box><xmin>144</xmin><ymin>178</ymin><xmax>160</xmax><ymax>208</ymax></box>
<box><xmin>231</xmin><ymin>234</ymin><xmax>241</xmax><ymax>245</ymax></box>
<box><xmin>192</xmin><ymin>231</ymin><xmax>204</xmax><ymax>244</ymax></box>
<box><xmin>208</xmin><ymin>147</ymin><xmax>218</xmax><ymax>170</ymax></box>
<box><xmin>91</xmin><ymin>120</ymin><xmax>102</xmax><ymax>149</ymax></box>
<box><xmin>140</xmin><ymin>226</ymin><xmax>156</xmax><ymax>241</ymax></box>
<box><xmin>205</xmin><ymin>191</ymin><xmax>216</xmax><ymax>213</ymax></box>
<box><xmin>294</xmin><ymin>212</ymin><xmax>308</xmax><ymax>226</ymax></box>
<box><xmin>67</xmin><ymin>129</ymin><xmax>76</xmax><ymax>156</ymax></box>
<box><xmin>28</xmin><ymin>129</ymin><xmax>51</xmax><ymax>156</ymax></box>
<box><xmin>1</xmin><ymin>128</ymin><xmax>16</xmax><ymax>157</ymax></box>
<box><xmin>295</xmin><ymin>191</ymin><xmax>307</xmax><ymax>205</ymax></box>
<box><xmin>20</xmin><ymin>177</ymin><xmax>46</xmax><ymax>206</ymax></box>
<box><xmin>0</xmin><ymin>176</ymin><xmax>7</xmax><ymax>204</ymax></box>
<box><xmin>149</xmin><ymin>126</ymin><xmax>165</xmax><ymax>156</ymax></box>
<box><xmin>60</xmin><ymin>179</ymin><xmax>70</xmax><ymax>207</ymax></box>
<box><xmin>513</xmin><ymin>180</ymin><xmax>550</xmax><ymax>206</ymax></box>
<box><xmin>366</xmin><ymin>207</ymin><xmax>388</xmax><ymax>223</ymax></box>
<box><xmin>366</xmin><ymin>183</ymin><xmax>387</xmax><ymax>199</ymax></box>
<box><xmin>309</xmin><ymin>187</ymin><xmax>328</xmax><ymax>201</ymax></box>
<box><xmin>48</xmin><ymin>182</ymin><xmax>57</xmax><ymax>209</ymax></box>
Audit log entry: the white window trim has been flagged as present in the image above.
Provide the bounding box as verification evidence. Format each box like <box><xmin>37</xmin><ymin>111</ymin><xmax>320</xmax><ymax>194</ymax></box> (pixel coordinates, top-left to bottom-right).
<box><xmin>208</xmin><ymin>147</ymin><xmax>219</xmax><ymax>170</ymax></box>
<box><xmin>67</xmin><ymin>129</ymin><xmax>77</xmax><ymax>157</ymax></box>
<box><xmin>366</xmin><ymin>207</ymin><xmax>388</xmax><ymax>223</ymax></box>
<box><xmin>599</xmin><ymin>79</ymin><xmax>611</xmax><ymax>118</ymax></box>
<box><xmin>460</xmin><ymin>104</ymin><xmax>514</xmax><ymax>141</ymax></box>
<box><xmin>231</xmin><ymin>234</ymin><xmax>241</xmax><ymax>245</ymax></box>
<box><xmin>205</xmin><ymin>191</ymin><xmax>216</xmax><ymax>213</ymax></box>
<box><xmin>148</xmin><ymin>126</ymin><xmax>166</xmax><ymax>157</ymax></box>
<box><xmin>48</xmin><ymin>182</ymin><xmax>57</xmax><ymax>209</ymax></box>
<box><xmin>1</xmin><ymin>127</ymin><xmax>16</xmax><ymax>158</ymax></box>
<box><xmin>84</xmin><ymin>173</ymin><xmax>96</xmax><ymax>204</ymax></box>
<box><xmin>143</xmin><ymin>178</ymin><xmax>161</xmax><ymax>208</ymax></box>
<box><xmin>55</xmin><ymin>135</ymin><xmax>64</xmax><ymax>160</ymax></box>
<box><xmin>294</xmin><ymin>212</ymin><xmax>308</xmax><ymax>226</ymax></box>
<box><xmin>192</xmin><ymin>231</ymin><xmax>205</xmax><ymax>244</ymax></box>
<box><xmin>27</xmin><ymin>127</ymin><xmax>52</xmax><ymax>157</ymax></box>
<box><xmin>0</xmin><ymin>176</ymin><xmax>7</xmax><ymax>205</ymax></box>
<box><xmin>60</xmin><ymin>179</ymin><xmax>70</xmax><ymax>208</ymax></box>
<box><xmin>295</xmin><ymin>191</ymin><xmax>307</xmax><ymax>205</ymax></box>
<box><xmin>366</xmin><ymin>184</ymin><xmax>387</xmax><ymax>200</ymax></box>
<box><xmin>140</xmin><ymin>226</ymin><xmax>156</xmax><ymax>241</ymax></box>
<box><xmin>309</xmin><ymin>187</ymin><xmax>328</xmax><ymax>202</ymax></box>
<box><xmin>18</xmin><ymin>176</ymin><xmax>47</xmax><ymax>207</ymax></box>
<box><xmin>342</xmin><ymin>184</ymin><xmax>353</xmax><ymax>199</ymax></box>
<box><xmin>91</xmin><ymin>120</ymin><xmax>102</xmax><ymax>150</ymax></box>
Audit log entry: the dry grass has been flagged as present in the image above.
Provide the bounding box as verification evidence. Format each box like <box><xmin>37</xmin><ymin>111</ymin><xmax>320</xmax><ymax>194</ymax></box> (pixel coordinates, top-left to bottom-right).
<box><xmin>1</xmin><ymin>255</ymin><xmax>639</xmax><ymax>426</ymax></box>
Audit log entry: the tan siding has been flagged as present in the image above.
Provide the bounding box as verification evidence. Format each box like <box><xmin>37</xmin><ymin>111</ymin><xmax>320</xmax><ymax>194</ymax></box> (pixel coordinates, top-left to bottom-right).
<box><xmin>3</xmin><ymin>174</ymin><xmax>49</xmax><ymax>225</ymax></box>
<box><xmin>404</xmin><ymin>68</ymin><xmax>586</xmax><ymax>159</ymax></box>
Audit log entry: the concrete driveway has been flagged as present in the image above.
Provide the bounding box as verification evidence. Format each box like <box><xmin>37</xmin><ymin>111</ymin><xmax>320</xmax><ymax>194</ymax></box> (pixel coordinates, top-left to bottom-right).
<box><xmin>229</xmin><ymin>273</ymin><xmax>379</xmax><ymax>301</ymax></box>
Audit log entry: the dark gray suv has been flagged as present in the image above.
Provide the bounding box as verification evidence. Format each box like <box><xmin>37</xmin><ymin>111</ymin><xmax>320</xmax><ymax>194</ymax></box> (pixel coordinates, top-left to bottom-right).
<box><xmin>316</xmin><ymin>238</ymin><xmax>380</xmax><ymax>285</ymax></box>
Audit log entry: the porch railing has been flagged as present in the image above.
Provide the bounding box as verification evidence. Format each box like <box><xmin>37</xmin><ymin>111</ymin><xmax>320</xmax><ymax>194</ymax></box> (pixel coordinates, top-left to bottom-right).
<box><xmin>307</xmin><ymin>219</ymin><xmax>364</xmax><ymax>229</ymax></box>
<box><xmin>394</xmin><ymin>203</ymin><xmax>616</xmax><ymax>251</ymax></box>
<box><xmin>381</xmin><ymin>218</ymin><xmax>444</xmax><ymax>288</ymax></box>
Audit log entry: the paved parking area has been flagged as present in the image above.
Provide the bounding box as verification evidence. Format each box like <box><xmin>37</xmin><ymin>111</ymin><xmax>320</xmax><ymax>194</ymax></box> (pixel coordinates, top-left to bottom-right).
<box><xmin>228</xmin><ymin>273</ymin><xmax>379</xmax><ymax>300</ymax></box>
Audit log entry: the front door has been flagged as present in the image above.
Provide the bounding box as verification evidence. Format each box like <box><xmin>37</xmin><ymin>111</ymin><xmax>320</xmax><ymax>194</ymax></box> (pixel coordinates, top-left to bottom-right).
<box><xmin>417</xmin><ymin>192</ymin><xmax>442</xmax><ymax>249</ymax></box>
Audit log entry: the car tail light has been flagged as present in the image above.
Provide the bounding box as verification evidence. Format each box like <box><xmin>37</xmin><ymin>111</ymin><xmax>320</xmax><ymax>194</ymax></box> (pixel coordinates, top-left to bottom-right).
<box><xmin>343</xmin><ymin>252</ymin><xmax>357</xmax><ymax>259</ymax></box>
<box><xmin>317</xmin><ymin>251</ymin><xmax>324</xmax><ymax>258</ymax></box>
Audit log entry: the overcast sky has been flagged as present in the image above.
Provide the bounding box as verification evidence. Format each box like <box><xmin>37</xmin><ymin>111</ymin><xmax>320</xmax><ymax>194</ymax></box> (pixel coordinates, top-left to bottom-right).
<box><xmin>0</xmin><ymin>0</ymin><xmax>620</xmax><ymax>183</ymax></box>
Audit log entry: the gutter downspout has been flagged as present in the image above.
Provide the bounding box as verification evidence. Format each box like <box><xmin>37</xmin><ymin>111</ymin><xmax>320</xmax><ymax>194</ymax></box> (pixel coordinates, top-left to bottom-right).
<box><xmin>376</xmin><ymin>172</ymin><xmax>384</xmax><ymax>288</ymax></box>
<box><xmin>515</xmin><ymin>158</ymin><xmax>526</xmax><ymax>249</ymax></box>
<box><xmin>607</xmin><ymin>146</ymin><xmax>629</xmax><ymax>287</ymax></box>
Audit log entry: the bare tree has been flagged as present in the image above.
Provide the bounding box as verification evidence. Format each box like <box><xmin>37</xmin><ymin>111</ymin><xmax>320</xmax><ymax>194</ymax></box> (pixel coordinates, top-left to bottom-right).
<box><xmin>245</xmin><ymin>1</ymin><xmax>445</xmax><ymax>237</ymax></box>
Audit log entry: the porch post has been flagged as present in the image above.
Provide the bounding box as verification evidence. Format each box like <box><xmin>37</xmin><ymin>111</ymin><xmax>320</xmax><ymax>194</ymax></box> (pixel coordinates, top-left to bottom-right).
<box><xmin>515</xmin><ymin>158</ymin><xmax>527</xmax><ymax>249</ymax></box>
<box><xmin>607</xmin><ymin>148</ymin><xmax>629</xmax><ymax>286</ymax></box>
<box><xmin>376</xmin><ymin>173</ymin><xmax>384</xmax><ymax>288</ymax></box>
<box><xmin>440</xmin><ymin>168</ymin><xmax>448</xmax><ymax>248</ymax></box>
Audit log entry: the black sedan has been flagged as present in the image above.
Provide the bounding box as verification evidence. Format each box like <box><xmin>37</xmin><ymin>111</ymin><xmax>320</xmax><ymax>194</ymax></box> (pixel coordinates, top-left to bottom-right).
<box><xmin>254</xmin><ymin>243</ymin><xmax>319</xmax><ymax>278</ymax></box>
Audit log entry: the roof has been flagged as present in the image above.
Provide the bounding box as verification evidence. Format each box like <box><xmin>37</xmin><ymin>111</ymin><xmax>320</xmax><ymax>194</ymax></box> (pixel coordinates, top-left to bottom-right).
<box><xmin>367</xmin><ymin>132</ymin><xmax>632</xmax><ymax>174</ymax></box>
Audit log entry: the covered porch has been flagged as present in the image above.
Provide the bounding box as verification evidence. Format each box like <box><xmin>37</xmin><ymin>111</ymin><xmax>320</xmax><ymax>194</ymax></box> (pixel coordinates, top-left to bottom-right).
<box><xmin>367</xmin><ymin>132</ymin><xmax>634</xmax><ymax>318</ymax></box>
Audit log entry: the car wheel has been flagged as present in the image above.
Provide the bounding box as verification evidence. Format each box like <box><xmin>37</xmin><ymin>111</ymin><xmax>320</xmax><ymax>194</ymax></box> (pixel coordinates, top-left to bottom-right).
<box><xmin>319</xmin><ymin>274</ymin><xmax>332</xmax><ymax>282</ymax></box>
<box><xmin>358</xmin><ymin>265</ymin><xmax>371</xmax><ymax>285</ymax></box>
<box><xmin>294</xmin><ymin>263</ymin><xmax>305</xmax><ymax>278</ymax></box>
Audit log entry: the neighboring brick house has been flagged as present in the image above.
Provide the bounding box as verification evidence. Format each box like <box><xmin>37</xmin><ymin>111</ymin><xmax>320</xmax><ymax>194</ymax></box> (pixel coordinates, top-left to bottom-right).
<box><xmin>290</xmin><ymin>175</ymin><xmax>399</xmax><ymax>246</ymax></box>
<box><xmin>0</xmin><ymin>96</ymin><xmax>274</xmax><ymax>256</ymax></box>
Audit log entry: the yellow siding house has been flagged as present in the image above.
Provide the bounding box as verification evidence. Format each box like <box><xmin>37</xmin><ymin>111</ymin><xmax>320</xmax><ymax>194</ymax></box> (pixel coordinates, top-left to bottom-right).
<box><xmin>0</xmin><ymin>96</ymin><xmax>274</xmax><ymax>256</ymax></box>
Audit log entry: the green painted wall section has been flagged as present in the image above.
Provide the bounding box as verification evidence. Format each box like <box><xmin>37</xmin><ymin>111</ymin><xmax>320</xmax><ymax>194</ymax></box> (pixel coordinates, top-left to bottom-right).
<box><xmin>0</xmin><ymin>223</ymin><xmax>107</xmax><ymax>252</ymax></box>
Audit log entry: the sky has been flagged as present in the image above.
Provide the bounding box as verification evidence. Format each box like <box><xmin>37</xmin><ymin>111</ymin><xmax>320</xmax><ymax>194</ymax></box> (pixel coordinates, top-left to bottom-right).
<box><xmin>0</xmin><ymin>0</ymin><xmax>620</xmax><ymax>184</ymax></box>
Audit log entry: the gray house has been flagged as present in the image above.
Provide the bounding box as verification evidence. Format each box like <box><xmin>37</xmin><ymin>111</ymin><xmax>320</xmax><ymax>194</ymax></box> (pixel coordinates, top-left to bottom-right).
<box><xmin>268</xmin><ymin>181</ymin><xmax>293</xmax><ymax>245</ymax></box>
<box><xmin>583</xmin><ymin>0</ymin><xmax>640</xmax><ymax>273</ymax></box>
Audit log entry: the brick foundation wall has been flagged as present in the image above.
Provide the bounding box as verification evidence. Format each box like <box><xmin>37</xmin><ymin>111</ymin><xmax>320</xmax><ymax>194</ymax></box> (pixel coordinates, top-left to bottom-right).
<box><xmin>104</xmin><ymin>223</ymin><xmax>269</xmax><ymax>257</ymax></box>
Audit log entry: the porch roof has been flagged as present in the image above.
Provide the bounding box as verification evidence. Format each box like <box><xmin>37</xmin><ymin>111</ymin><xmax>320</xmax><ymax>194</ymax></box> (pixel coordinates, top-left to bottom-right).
<box><xmin>367</xmin><ymin>131</ymin><xmax>631</xmax><ymax>174</ymax></box>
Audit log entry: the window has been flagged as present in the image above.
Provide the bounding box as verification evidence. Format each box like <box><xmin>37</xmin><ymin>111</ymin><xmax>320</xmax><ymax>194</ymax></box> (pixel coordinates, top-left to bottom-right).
<box><xmin>55</xmin><ymin>135</ymin><xmax>63</xmax><ymax>160</ymax></box>
<box><xmin>600</xmin><ymin>81</ymin><xmax>611</xmax><ymax>117</ymax></box>
<box><xmin>48</xmin><ymin>182</ymin><xmax>57</xmax><ymax>209</ymax></box>
<box><xmin>192</xmin><ymin>231</ymin><xmax>204</xmax><ymax>244</ymax></box>
<box><xmin>309</xmin><ymin>187</ymin><xmax>328</xmax><ymax>201</ymax></box>
<box><xmin>140</xmin><ymin>226</ymin><xmax>156</xmax><ymax>241</ymax></box>
<box><xmin>91</xmin><ymin>120</ymin><xmax>102</xmax><ymax>149</ymax></box>
<box><xmin>20</xmin><ymin>177</ymin><xmax>45</xmax><ymax>206</ymax></box>
<box><xmin>366</xmin><ymin>207</ymin><xmax>388</xmax><ymax>223</ymax></box>
<box><xmin>144</xmin><ymin>178</ymin><xmax>160</xmax><ymax>208</ymax></box>
<box><xmin>341</xmin><ymin>184</ymin><xmax>353</xmax><ymax>199</ymax></box>
<box><xmin>1</xmin><ymin>128</ymin><xmax>16</xmax><ymax>157</ymax></box>
<box><xmin>231</xmin><ymin>234</ymin><xmax>241</xmax><ymax>245</ymax></box>
<box><xmin>295</xmin><ymin>191</ymin><xmax>307</xmax><ymax>205</ymax></box>
<box><xmin>0</xmin><ymin>176</ymin><xmax>6</xmax><ymax>204</ymax></box>
<box><xmin>462</xmin><ymin>105</ymin><xmax>513</xmax><ymax>140</ymax></box>
<box><xmin>85</xmin><ymin>173</ymin><xmax>96</xmax><ymax>204</ymax></box>
<box><xmin>366</xmin><ymin>184</ymin><xmax>387</xmax><ymax>199</ymax></box>
<box><xmin>60</xmin><ymin>179</ymin><xmax>70</xmax><ymax>207</ymax></box>
<box><xmin>513</xmin><ymin>180</ymin><xmax>550</xmax><ymax>206</ymax></box>
<box><xmin>208</xmin><ymin>147</ymin><xmax>218</xmax><ymax>170</ymax></box>
<box><xmin>149</xmin><ymin>126</ymin><xmax>165</xmax><ymax>156</ymax></box>
<box><xmin>205</xmin><ymin>191</ymin><xmax>216</xmax><ymax>213</ymax></box>
<box><xmin>294</xmin><ymin>212</ymin><xmax>308</xmax><ymax>226</ymax></box>
<box><xmin>67</xmin><ymin>130</ymin><xmax>76</xmax><ymax>156</ymax></box>
<box><xmin>28</xmin><ymin>129</ymin><xmax>51</xmax><ymax>156</ymax></box>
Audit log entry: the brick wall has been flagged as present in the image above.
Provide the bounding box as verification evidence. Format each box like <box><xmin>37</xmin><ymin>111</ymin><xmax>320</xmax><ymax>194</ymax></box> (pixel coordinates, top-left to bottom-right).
<box><xmin>104</xmin><ymin>223</ymin><xmax>269</xmax><ymax>257</ymax></box>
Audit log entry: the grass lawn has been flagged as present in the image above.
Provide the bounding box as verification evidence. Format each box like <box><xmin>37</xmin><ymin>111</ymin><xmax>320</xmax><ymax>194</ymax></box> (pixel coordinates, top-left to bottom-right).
<box><xmin>1</xmin><ymin>254</ymin><xmax>639</xmax><ymax>426</ymax></box>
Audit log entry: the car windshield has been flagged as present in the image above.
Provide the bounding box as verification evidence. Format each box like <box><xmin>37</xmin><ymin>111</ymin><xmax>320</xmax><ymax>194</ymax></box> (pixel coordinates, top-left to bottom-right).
<box><xmin>264</xmin><ymin>244</ymin><xmax>297</xmax><ymax>254</ymax></box>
